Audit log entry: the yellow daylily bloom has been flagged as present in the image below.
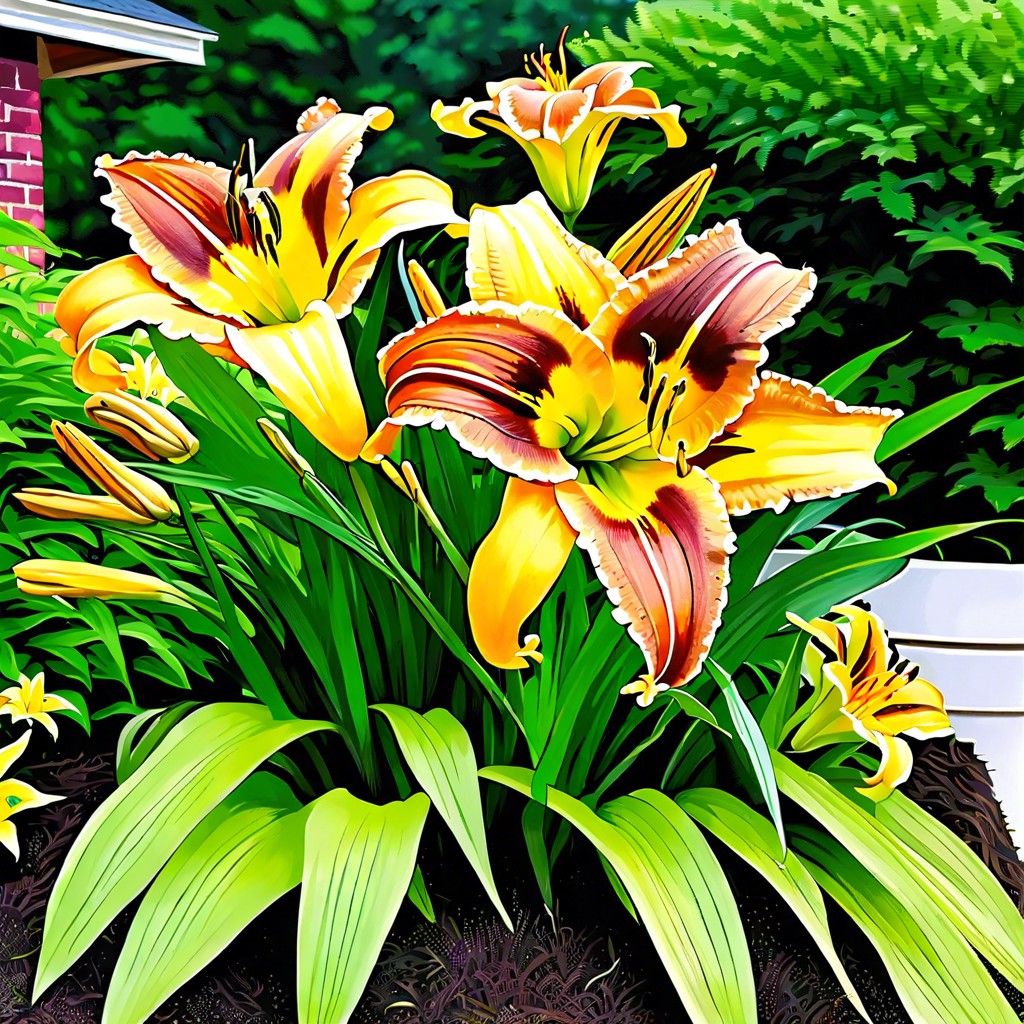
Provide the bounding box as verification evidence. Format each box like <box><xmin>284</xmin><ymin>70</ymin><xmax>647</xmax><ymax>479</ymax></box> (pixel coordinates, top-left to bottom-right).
<box><xmin>0</xmin><ymin>671</ymin><xmax>75</xmax><ymax>740</ymax></box>
<box><xmin>14</xmin><ymin>559</ymin><xmax>191</xmax><ymax>604</ymax></box>
<box><xmin>13</xmin><ymin>488</ymin><xmax>156</xmax><ymax>525</ymax></box>
<box><xmin>84</xmin><ymin>391</ymin><xmax>198</xmax><ymax>463</ymax></box>
<box><xmin>788</xmin><ymin>604</ymin><xmax>954</xmax><ymax>800</ymax></box>
<box><xmin>0</xmin><ymin>729</ymin><xmax>63</xmax><ymax>860</ymax></box>
<box><xmin>367</xmin><ymin>192</ymin><xmax>899</xmax><ymax>705</ymax></box>
<box><xmin>51</xmin><ymin>421</ymin><xmax>177</xmax><ymax>521</ymax></box>
<box><xmin>55</xmin><ymin>98</ymin><xmax>465</xmax><ymax>462</ymax></box>
<box><xmin>433</xmin><ymin>30</ymin><xmax>685</xmax><ymax>218</ymax></box>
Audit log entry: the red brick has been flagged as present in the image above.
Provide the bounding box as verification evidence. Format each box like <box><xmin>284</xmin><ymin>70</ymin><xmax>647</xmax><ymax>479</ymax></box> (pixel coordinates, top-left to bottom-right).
<box><xmin>5</xmin><ymin>134</ymin><xmax>43</xmax><ymax>162</ymax></box>
<box><xmin>0</xmin><ymin>63</ymin><xmax>17</xmax><ymax>90</ymax></box>
<box><xmin>24</xmin><ymin>183</ymin><xmax>43</xmax><ymax>206</ymax></box>
<box><xmin>15</xmin><ymin>62</ymin><xmax>40</xmax><ymax>91</ymax></box>
<box><xmin>6</xmin><ymin>160</ymin><xmax>42</xmax><ymax>185</ymax></box>
<box><xmin>3</xmin><ymin>108</ymin><xmax>42</xmax><ymax>135</ymax></box>
<box><xmin>8</xmin><ymin>207</ymin><xmax>44</xmax><ymax>229</ymax></box>
<box><xmin>2</xmin><ymin>89</ymin><xmax>39</xmax><ymax>109</ymax></box>
<box><xmin>0</xmin><ymin>182</ymin><xmax>26</xmax><ymax>203</ymax></box>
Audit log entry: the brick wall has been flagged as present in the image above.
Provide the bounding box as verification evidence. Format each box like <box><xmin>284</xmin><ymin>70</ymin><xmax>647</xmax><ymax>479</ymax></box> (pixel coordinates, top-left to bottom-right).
<box><xmin>0</xmin><ymin>57</ymin><xmax>45</xmax><ymax>267</ymax></box>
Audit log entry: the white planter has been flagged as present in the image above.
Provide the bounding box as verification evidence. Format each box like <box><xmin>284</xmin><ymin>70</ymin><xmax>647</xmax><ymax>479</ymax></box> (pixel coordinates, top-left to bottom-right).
<box><xmin>761</xmin><ymin>555</ymin><xmax>1024</xmax><ymax>839</ymax></box>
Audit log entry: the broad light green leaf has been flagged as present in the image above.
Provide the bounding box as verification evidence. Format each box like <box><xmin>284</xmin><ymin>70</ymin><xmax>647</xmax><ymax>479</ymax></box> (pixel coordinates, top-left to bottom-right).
<box><xmin>707</xmin><ymin>659</ymin><xmax>785</xmax><ymax>854</ymax></box>
<box><xmin>373</xmin><ymin>704</ymin><xmax>511</xmax><ymax>929</ymax></box>
<box><xmin>876</xmin><ymin>790</ymin><xmax>1024</xmax><ymax>993</ymax></box>
<box><xmin>774</xmin><ymin>756</ymin><xmax>1023</xmax><ymax>1014</ymax></box>
<box><xmin>796</xmin><ymin>828</ymin><xmax>1018</xmax><ymax>1024</ymax></box>
<box><xmin>481</xmin><ymin>766</ymin><xmax>756</xmax><ymax>1024</ymax></box>
<box><xmin>104</xmin><ymin>774</ymin><xmax>308</xmax><ymax>1024</ymax></box>
<box><xmin>679</xmin><ymin>788</ymin><xmax>871</xmax><ymax>1022</ymax></box>
<box><xmin>298</xmin><ymin>789</ymin><xmax>428</xmax><ymax>1024</ymax></box>
<box><xmin>36</xmin><ymin>703</ymin><xmax>332</xmax><ymax>999</ymax></box>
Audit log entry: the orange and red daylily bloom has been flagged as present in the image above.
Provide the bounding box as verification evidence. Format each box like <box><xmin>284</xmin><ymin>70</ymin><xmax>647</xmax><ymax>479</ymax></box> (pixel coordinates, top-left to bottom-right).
<box><xmin>432</xmin><ymin>30</ymin><xmax>684</xmax><ymax>217</ymax></box>
<box><xmin>55</xmin><ymin>98</ymin><xmax>463</xmax><ymax>461</ymax></box>
<box><xmin>788</xmin><ymin>604</ymin><xmax>954</xmax><ymax>799</ymax></box>
<box><xmin>367</xmin><ymin>193</ymin><xmax>900</xmax><ymax>705</ymax></box>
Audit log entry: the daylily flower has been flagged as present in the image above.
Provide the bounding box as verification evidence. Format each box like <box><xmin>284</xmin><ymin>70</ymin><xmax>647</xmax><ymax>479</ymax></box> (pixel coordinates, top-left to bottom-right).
<box><xmin>14</xmin><ymin>559</ymin><xmax>191</xmax><ymax>604</ymax></box>
<box><xmin>55</xmin><ymin>98</ymin><xmax>464</xmax><ymax>462</ymax></box>
<box><xmin>367</xmin><ymin>192</ymin><xmax>899</xmax><ymax>705</ymax></box>
<box><xmin>13</xmin><ymin>488</ymin><xmax>155</xmax><ymax>525</ymax></box>
<box><xmin>787</xmin><ymin>604</ymin><xmax>954</xmax><ymax>800</ymax></box>
<box><xmin>0</xmin><ymin>671</ymin><xmax>75</xmax><ymax>740</ymax></box>
<box><xmin>0</xmin><ymin>730</ymin><xmax>62</xmax><ymax>860</ymax></box>
<box><xmin>432</xmin><ymin>30</ymin><xmax>685</xmax><ymax>218</ymax></box>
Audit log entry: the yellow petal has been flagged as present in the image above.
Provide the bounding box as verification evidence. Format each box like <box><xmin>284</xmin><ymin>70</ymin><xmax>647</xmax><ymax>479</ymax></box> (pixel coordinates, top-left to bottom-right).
<box><xmin>607</xmin><ymin>166</ymin><xmax>717</xmax><ymax>277</ymax></box>
<box><xmin>860</xmin><ymin>733</ymin><xmax>914</xmax><ymax>800</ymax></box>
<box><xmin>51</xmin><ymin>422</ymin><xmax>177</xmax><ymax>521</ymax></box>
<box><xmin>431</xmin><ymin>97</ymin><xmax>495</xmax><ymax>139</ymax></box>
<box><xmin>227</xmin><ymin>300</ymin><xmax>367</xmax><ymax>462</ymax></box>
<box><xmin>699</xmin><ymin>373</ymin><xmax>900</xmax><ymax>515</ymax></box>
<box><xmin>0</xmin><ymin>779</ymin><xmax>63</xmax><ymax>817</ymax></box>
<box><xmin>468</xmin><ymin>477</ymin><xmax>577</xmax><ymax>670</ymax></box>
<box><xmin>14</xmin><ymin>559</ymin><xmax>190</xmax><ymax>604</ymax></box>
<box><xmin>406</xmin><ymin>260</ymin><xmax>447</xmax><ymax>320</ymax></box>
<box><xmin>0</xmin><ymin>820</ymin><xmax>18</xmax><ymax>860</ymax></box>
<box><xmin>466</xmin><ymin>191</ymin><xmax>625</xmax><ymax>324</ymax></box>
<box><xmin>0</xmin><ymin>730</ymin><xmax>30</xmax><ymax>777</ymax></box>
<box><xmin>55</xmin><ymin>255</ymin><xmax>247</xmax><ymax>361</ymax></box>
<box><xmin>14</xmin><ymin>488</ymin><xmax>155</xmax><ymax>525</ymax></box>
<box><xmin>323</xmin><ymin>171</ymin><xmax>465</xmax><ymax>317</ymax></box>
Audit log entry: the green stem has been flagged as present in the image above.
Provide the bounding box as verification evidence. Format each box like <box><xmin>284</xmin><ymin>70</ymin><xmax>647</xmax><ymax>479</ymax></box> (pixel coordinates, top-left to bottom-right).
<box><xmin>348</xmin><ymin>467</ymin><xmax>527</xmax><ymax>735</ymax></box>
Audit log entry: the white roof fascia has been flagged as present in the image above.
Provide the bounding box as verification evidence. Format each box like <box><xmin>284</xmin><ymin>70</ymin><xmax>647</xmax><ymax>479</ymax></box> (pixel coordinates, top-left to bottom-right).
<box><xmin>0</xmin><ymin>0</ymin><xmax>216</xmax><ymax>66</ymax></box>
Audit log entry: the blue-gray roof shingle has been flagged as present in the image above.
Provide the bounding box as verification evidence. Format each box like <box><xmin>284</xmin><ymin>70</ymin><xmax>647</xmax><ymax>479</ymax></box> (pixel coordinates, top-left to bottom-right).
<box><xmin>50</xmin><ymin>0</ymin><xmax>215</xmax><ymax>36</ymax></box>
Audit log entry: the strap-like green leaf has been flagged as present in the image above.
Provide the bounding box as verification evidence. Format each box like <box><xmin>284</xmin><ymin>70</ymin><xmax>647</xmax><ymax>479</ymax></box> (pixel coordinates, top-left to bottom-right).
<box><xmin>817</xmin><ymin>333</ymin><xmax>909</xmax><ymax>397</ymax></box>
<box><xmin>35</xmin><ymin>703</ymin><xmax>332</xmax><ymax>999</ymax></box>
<box><xmin>679</xmin><ymin>788</ymin><xmax>871</xmax><ymax>1022</ymax></box>
<box><xmin>298</xmin><ymin>789</ymin><xmax>428</xmax><ymax>1024</ymax></box>
<box><xmin>876</xmin><ymin>790</ymin><xmax>1024</xmax><ymax>993</ymax></box>
<box><xmin>796</xmin><ymin>828</ymin><xmax>1019</xmax><ymax>1024</ymax></box>
<box><xmin>373</xmin><ymin>704</ymin><xmax>512</xmax><ymax>929</ymax></box>
<box><xmin>103</xmin><ymin>773</ymin><xmax>309</xmax><ymax>1024</ymax></box>
<box><xmin>481</xmin><ymin>766</ymin><xmax>756</xmax><ymax>1024</ymax></box>
<box><xmin>775</xmin><ymin>755</ymin><xmax>1023</xmax><ymax>1017</ymax></box>
<box><xmin>707</xmin><ymin>659</ymin><xmax>785</xmax><ymax>855</ymax></box>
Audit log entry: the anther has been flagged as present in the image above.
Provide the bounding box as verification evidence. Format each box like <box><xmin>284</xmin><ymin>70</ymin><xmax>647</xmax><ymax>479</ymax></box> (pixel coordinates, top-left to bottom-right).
<box><xmin>646</xmin><ymin>374</ymin><xmax>668</xmax><ymax>434</ymax></box>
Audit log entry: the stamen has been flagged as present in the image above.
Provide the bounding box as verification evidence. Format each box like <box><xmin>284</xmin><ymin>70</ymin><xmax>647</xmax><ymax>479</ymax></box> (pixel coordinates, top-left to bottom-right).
<box><xmin>646</xmin><ymin>374</ymin><xmax>668</xmax><ymax>434</ymax></box>
<box><xmin>638</xmin><ymin>331</ymin><xmax>658</xmax><ymax>402</ymax></box>
<box><xmin>674</xmin><ymin>439</ymin><xmax>689</xmax><ymax>478</ymax></box>
<box><xmin>661</xmin><ymin>378</ymin><xmax>686</xmax><ymax>436</ymax></box>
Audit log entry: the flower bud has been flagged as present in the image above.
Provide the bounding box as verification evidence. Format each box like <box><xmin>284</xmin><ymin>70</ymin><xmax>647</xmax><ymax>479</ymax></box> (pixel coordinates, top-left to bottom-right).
<box><xmin>14</xmin><ymin>488</ymin><xmax>155</xmax><ymax>525</ymax></box>
<box><xmin>84</xmin><ymin>391</ymin><xmax>198</xmax><ymax>463</ymax></box>
<box><xmin>14</xmin><ymin>558</ymin><xmax>190</xmax><ymax>603</ymax></box>
<box><xmin>51</xmin><ymin>421</ymin><xmax>178</xmax><ymax>521</ymax></box>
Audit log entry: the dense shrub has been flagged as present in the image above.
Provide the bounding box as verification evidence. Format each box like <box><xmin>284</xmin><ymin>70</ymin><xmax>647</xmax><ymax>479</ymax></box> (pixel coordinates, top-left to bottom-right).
<box><xmin>573</xmin><ymin>0</ymin><xmax>1024</xmax><ymax>530</ymax></box>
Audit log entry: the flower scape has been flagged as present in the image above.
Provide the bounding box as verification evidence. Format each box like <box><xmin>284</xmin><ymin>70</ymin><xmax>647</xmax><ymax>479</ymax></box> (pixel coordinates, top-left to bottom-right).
<box><xmin>1</xmin><ymin>24</ymin><xmax>1022</xmax><ymax>1024</ymax></box>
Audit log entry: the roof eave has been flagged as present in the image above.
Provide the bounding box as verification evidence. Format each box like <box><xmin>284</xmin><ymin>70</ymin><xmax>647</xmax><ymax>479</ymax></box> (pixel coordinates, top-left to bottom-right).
<box><xmin>0</xmin><ymin>0</ymin><xmax>216</xmax><ymax>75</ymax></box>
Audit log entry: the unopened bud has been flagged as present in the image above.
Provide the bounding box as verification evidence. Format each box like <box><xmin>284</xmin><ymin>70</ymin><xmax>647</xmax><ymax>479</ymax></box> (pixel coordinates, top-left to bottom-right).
<box><xmin>85</xmin><ymin>391</ymin><xmax>198</xmax><ymax>462</ymax></box>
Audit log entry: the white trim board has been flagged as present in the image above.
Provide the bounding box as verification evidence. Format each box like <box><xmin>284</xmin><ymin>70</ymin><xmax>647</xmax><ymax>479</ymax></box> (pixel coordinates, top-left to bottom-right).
<box><xmin>0</xmin><ymin>0</ymin><xmax>216</xmax><ymax>67</ymax></box>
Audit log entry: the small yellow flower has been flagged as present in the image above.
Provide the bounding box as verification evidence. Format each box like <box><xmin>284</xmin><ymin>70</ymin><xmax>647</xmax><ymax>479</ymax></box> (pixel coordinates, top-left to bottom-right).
<box><xmin>0</xmin><ymin>730</ymin><xmax>63</xmax><ymax>860</ymax></box>
<box><xmin>51</xmin><ymin>421</ymin><xmax>177</xmax><ymax>521</ymax></box>
<box><xmin>788</xmin><ymin>604</ymin><xmax>954</xmax><ymax>800</ymax></box>
<box><xmin>84</xmin><ymin>391</ymin><xmax>198</xmax><ymax>463</ymax></box>
<box><xmin>121</xmin><ymin>344</ymin><xmax>184</xmax><ymax>406</ymax></box>
<box><xmin>432</xmin><ymin>29</ymin><xmax>685</xmax><ymax>217</ymax></box>
<box><xmin>0</xmin><ymin>672</ymin><xmax>75</xmax><ymax>740</ymax></box>
<box><xmin>14</xmin><ymin>559</ymin><xmax>191</xmax><ymax>604</ymax></box>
